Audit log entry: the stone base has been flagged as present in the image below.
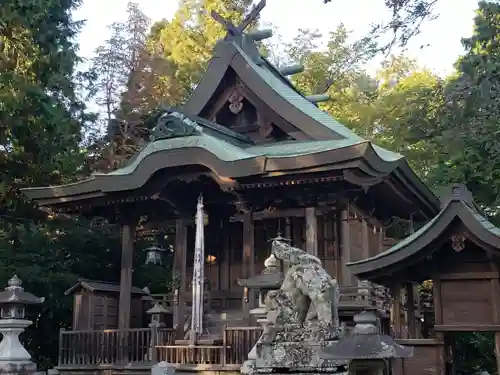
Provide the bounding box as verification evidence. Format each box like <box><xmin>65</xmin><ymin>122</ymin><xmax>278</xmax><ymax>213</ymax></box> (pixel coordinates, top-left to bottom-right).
<box><xmin>0</xmin><ymin>360</ymin><xmax>36</xmax><ymax>375</ymax></box>
<box><xmin>242</xmin><ymin>340</ymin><xmax>348</xmax><ymax>375</ymax></box>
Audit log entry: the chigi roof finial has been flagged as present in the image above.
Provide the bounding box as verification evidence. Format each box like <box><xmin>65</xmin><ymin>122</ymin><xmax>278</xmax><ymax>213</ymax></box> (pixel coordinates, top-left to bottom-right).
<box><xmin>211</xmin><ymin>0</ymin><xmax>266</xmax><ymax>37</ymax></box>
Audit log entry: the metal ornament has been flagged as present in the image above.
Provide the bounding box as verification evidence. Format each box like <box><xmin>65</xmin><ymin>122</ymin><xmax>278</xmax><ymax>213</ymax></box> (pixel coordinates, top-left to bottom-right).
<box><xmin>450</xmin><ymin>233</ymin><xmax>466</xmax><ymax>252</ymax></box>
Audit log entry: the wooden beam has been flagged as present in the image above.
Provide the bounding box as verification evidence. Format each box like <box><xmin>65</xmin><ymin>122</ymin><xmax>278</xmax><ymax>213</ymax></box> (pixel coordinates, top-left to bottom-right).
<box><xmin>305</xmin><ymin>207</ymin><xmax>318</xmax><ymax>257</ymax></box>
<box><xmin>230</xmin><ymin>207</ymin><xmax>335</xmax><ymax>222</ymax></box>
<box><xmin>440</xmin><ymin>271</ymin><xmax>499</xmax><ymax>280</ymax></box>
<box><xmin>434</xmin><ymin>324</ymin><xmax>500</xmax><ymax>332</ymax></box>
<box><xmin>118</xmin><ymin>220</ymin><xmax>135</xmax><ymax>329</ymax></box>
<box><xmin>174</xmin><ymin>219</ymin><xmax>188</xmax><ymax>339</ymax></box>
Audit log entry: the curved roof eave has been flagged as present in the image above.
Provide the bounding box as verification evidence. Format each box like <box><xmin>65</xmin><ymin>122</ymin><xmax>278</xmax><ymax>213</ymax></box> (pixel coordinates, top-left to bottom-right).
<box><xmin>346</xmin><ymin>184</ymin><xmax>500</xmax><ymax>278</ymax></box>
<box><xmin>393</xmin><ymin>162</ymin><xmax>440</xmax><ymax>217</ymax></box>
<box><xmin>20</xmin><ymin>138</ymin><xmax>408</xmax><ymax>204</ymax></box>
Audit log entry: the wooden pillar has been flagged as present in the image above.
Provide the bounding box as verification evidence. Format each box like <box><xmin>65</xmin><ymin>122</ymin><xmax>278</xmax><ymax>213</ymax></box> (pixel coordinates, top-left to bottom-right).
<box><xmin>490</xmin><ymin>260</ymin><xmax>500</xmax><ymax>375</ymax></box>
<box><xmin>305</xmin><ymin>207</ymin><xmax>318</xmax><ymax>256</ymax></box>
<box><xmin>432</xmin><ymin>266</ymin><xmax>446</xmax><ymax>375</ymax></box>
<box><xmin>334</xmin><ymin>211</ymin><xmax>342</xmax><ymax>281</ymax></box>
<box><xmin>391</xmin><ymin>282</ymin><xmax>403</xmax><ymax>338</ymax></box>
<box><xmin>174</xmin><ymin>218</ymin><xmax>188</xmax><ymax>339</ymax></box>
<box><xmin>377</xmin><ymin>227</ymin><xmax>384</xmax><ymax>253</ymax></box>
<box><xmin>220</xmin><ymin>220</ymin><xmax>230</xmax><ymax>293</ymax></box>
<box><xmin>242</xmin><ymin>211</ymin><xmax>255</xmax><ymax>321</ymax></box>
<box><xmin>340</xmin><ymin>208</ymin><xmax>352</xmax><ymax>285</ymax></box>
<box><xmin>361</xmin><ymin>219</ymin><xmax>370</xmax><ymax>259</ymax></box>
<box><xmin>291</xmin><ymin>217</ymin><xmax>303</xmax><ymax>248</ymax></box>
<box><xmin>284</xmin><ymin>217</ymin><xmax>291</xmax><ymax>240</ymax></box>
<box><xmin>406</xmin><ymin>282</ymin><xmax>417</xmax><ymax>338</ymax></box>
<box><xmin>118</xmin><ymin>220</ymin><xmax>136</xmax><ymax>329</ymax></box>
<box><xmin>391</xmin><ymin>281</ymin><xmax>404</xmax><ymax>375</ymax></box>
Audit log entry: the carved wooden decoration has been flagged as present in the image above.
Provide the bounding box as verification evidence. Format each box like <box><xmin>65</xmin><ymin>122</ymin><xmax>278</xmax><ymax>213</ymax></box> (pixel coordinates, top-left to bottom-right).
<box><xmin>450</xmin><ymin>233</ymin><xmax>466</xmax><ymax>252</ymax></box>
<box><xmin>256</xmin><ymin>112</ymin><xmax>273</xmax><ymax>138</ymax></box>
<box><xmin>228</xmin><ymin>90</ymin><xmax>244</xmax><ymax>114</ymax></box>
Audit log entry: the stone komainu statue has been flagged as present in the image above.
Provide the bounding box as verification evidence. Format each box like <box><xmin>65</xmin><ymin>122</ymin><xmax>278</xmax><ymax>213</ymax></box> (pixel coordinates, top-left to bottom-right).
<box><xmin>267</xmin><ymin>240</ymin><xmax>340</xmax><ymax>329</ymax></box>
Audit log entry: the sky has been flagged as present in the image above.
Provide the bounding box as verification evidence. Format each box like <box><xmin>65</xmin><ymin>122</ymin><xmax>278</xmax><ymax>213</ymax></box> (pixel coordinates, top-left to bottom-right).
<box><xmin>74</xmin><ymin>0</ymin><xmax>479</xmax><ymax>76</ymax></box>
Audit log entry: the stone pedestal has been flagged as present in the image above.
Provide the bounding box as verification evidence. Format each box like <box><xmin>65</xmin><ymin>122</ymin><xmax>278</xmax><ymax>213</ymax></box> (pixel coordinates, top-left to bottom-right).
<box><xmin>151</xmin><ymin>361</ymin><xmax>175</xmax><ymax>375</ymax></box>
<box><xmin>242</xmin><ymin>322</ymin><xmax>348</xmax><ymax>375</ymax></box>
<box><xmin>0</xmin><ymin>319</ymin><xmax>36</xmax><ymax>375</ymax></box>
<box><xmin>253</xmin><ymin>340</ymin><xmax>348</xmax><ymax>373</ymax></box>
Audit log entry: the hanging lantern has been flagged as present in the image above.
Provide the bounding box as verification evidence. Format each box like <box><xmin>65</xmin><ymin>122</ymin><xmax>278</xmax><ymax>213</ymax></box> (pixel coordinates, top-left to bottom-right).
<box><xmin>144</xmin><ymin>245</ymin><xmax>167</xmax><ymax>265</ymax></box>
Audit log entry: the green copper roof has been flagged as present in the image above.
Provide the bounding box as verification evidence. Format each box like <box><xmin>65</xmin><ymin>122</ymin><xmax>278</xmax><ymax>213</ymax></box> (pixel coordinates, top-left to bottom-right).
<box><xmin>102</xmin><ymin>131</ymin><xmax>380</xmax><ymax>177</ymax></box>
<box><xmin>346</xmin><ymin>184</ymin><xmax>500</xmax><ymax>279</ymax></box>
<box><xmin>235</xmin><ymin>44</ymin><xmax>365</xmax><ymax>142</ymax></box>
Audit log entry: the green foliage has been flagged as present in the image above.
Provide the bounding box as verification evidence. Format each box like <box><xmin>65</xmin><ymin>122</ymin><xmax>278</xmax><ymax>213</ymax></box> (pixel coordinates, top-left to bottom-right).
<box><xmin>146</xmin><ymin>0</ymin><xmax>255</xmax><ymax>105</ymax></box>
<box><xmin>323</xmin><ymin>0</ymin><xmax>440</xmax><ymax>52</ymax></box>
<box><xmin>0</xmin><ymin>217</ymin><xmax>122</xmax><ymax>368</ymax></box>
<box><xmin>0</xmin><ymin>0</ymin><xmax>93</xmax><ymax>192</ymax></box>
<box><xmin>454</xmin><ymin>332</ymin><xmax>495</xmax><ymax>375</ymax></box>
<box><xmin>428</xmin><ymin>1</ymin><xmax>500</xmax><ymax>209</ymax></box>
<box><xmin>0</xmin><ymin>0</ymin><xmax>116</xmax><ymax>368</ymax></box>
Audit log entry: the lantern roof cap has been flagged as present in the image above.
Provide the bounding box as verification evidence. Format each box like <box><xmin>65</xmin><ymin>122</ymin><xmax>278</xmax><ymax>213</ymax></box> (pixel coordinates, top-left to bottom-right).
<box><xmin>144</xmin><ymin>245</ymin><xmax>167</xmax><ymax>252</ymax></box>
<box><xmin>147</xmin><ymin>302</ymin><xmax>169</xmax><ymax>314</ymax></box>
<box><xmin>0</xmin><ymin>275</ymin><xmax>44</xmax><ymax>305</ymax></box>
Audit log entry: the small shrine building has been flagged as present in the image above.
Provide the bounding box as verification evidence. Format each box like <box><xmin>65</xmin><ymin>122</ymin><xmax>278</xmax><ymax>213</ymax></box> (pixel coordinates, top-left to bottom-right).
<box><xmin>348</xmin><ymin>184</ymin><xmax>500</xmax><ymax>375</ymax></box>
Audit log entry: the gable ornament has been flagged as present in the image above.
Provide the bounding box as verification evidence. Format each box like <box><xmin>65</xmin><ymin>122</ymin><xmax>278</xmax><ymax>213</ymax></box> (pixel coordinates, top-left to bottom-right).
<box><xmin>150</xmin><ymin>111</ymin><xmax>200</xmax><ymax>141</ymax></box>
<box><xmin>228</xmin><ymin>90</ymin><xmax>244</xmax><ymax>114</ymax></box>
<box><xmin>450</xmin><ymin>233</ymin><xmax>466</xmax><ymax>252</ymax></box>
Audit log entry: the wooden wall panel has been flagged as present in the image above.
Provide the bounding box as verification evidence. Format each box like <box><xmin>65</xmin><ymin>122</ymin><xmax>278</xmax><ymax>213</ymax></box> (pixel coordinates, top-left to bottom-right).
<box><xmin>229</xmin><ymin>263</ymin><xmax>243</xmax><ymax>291</ymax></box>
<box><xmin>441</xmin><ymin>279</ymin><xmax>493</xmax><ymax>325</ymax></box>
<box><xmin>398</xmin><ymin>342</ymin><xmax>444</xmax><ymax>375</ymax></box>
<box><xmin>349</xmin><ymin>216</ymin><xmax>363</xmax><ymax>262</ymax></box>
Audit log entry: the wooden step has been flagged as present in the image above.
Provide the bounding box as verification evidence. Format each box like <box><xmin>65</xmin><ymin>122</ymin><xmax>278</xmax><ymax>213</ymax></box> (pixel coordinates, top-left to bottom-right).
<box><xmin>174</xmin><ymin>338</ymin><xmax>222</xmax><ymax>345</ymax></box>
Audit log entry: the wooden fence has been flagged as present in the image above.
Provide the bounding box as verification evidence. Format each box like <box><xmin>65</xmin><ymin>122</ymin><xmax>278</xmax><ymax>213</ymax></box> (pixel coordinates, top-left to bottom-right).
<box><xmin>58</xmin><ymin>283</ymin><xmax>389</xmax><ymax>367</ymax></box>
<box><xmin>59</xmin><ymin>326</ymin><xmax>262</xmax><ymax>367</ymax></box>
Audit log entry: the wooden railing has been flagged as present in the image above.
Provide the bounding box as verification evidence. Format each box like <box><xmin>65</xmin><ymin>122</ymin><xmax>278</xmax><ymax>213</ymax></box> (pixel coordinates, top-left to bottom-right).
<box><xmin>155</xmin><ymin>326</ymin><xmax>262</xmax><ymax>366</ymax></box>
<box><xmin>59</xmin><ymin>283</ymin><xmax>388</xmax><ymax>367</ymax></box>
<box><xmin>59</xmin><ymin>326</ymin><xmax>262</xmax><ymax>367</ymax></box>
<box><xmin>58</xmin><ymin>328</ymin><xmax>175</xmax><ymax>365</ymax></box>
<box><xmin>223</xmin><ymin>326</ymin><xmax>262</xmax><ymax>365</ymax></box>
<box><xmin>153</xmin><ymin>284</ymin><xmax>390</xmax><ymax>315</ymax></box>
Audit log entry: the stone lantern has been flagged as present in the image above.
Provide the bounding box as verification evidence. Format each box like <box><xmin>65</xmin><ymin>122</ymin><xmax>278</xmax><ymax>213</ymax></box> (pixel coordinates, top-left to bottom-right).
<box><xmin>147</xmin><ymin>302</ymin><xmax>169</xmax><ymax>328</ymax></box>
<box><xmin>0</xmin><ymin>275</ymin><xmax>44</xmax><ymax>374</ymax></box>
<box><xmin>144</xmin><ymin>245</ymin><xmax>167</xmax><ymax>265</ymax></box>
<box><xmin>238</xmin><ymin>253</ymin><xmax>283</xmax><ymax>321</ymax></box>
<box><xmin>146</xmin><ymin>303</ymin><xmax>170</xmax><ymax>362</ymax></box>
<box><xmin>325</xmin><ymin>311</ymin><xmax>414</xmax><ymax>375</ymax></box>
